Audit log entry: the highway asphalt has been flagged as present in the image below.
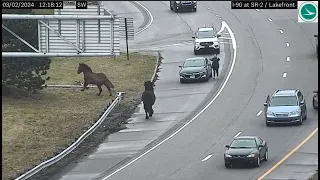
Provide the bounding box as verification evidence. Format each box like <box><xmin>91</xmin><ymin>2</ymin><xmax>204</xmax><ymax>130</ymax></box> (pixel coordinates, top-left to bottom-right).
<box><xmin>52</xmin><ymin>1</ymin><xmax>233</xmax><ymax>180</ymax></box>
<box><xmin>99</xmin><ymin>1</ymin><xmax>318</xmax><ymax>180</ymax></box>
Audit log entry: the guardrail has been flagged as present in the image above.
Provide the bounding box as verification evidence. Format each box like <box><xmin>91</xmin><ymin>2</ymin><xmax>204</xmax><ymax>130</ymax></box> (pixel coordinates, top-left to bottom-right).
<box><xmin>15</xmin><ymin>92</ymin><xmax>125</xmax><ymax>180</ymax></box>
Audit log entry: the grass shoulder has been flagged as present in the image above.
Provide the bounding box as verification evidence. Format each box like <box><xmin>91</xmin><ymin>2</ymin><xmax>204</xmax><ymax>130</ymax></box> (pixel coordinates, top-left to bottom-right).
<box><xmin>2</xmin><ymin>53</ymin><xmax>157</xmax><ymax>180</ymax></box>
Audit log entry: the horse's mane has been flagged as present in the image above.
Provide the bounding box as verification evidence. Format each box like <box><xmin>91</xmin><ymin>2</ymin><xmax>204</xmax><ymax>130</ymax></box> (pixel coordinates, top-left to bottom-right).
<box><xmin>79</xmin><ymin>63</ymin><xmax>93</xmax><ymax>72</ymax></box>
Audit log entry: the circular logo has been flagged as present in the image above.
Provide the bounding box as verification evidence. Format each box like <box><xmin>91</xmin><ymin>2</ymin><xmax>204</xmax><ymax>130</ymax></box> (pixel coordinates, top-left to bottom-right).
<box><xmin>299</xmin><ymin>1</ymin><xmax>318</xmax><ymax>22</ymax></box>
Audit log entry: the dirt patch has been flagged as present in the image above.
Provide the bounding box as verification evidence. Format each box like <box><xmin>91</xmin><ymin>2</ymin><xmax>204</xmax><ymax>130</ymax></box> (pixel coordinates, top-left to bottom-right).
<box><xmin>2</xmin><ymin>53</ymin><xmax>157</xmax><ymax>180</ymax></box>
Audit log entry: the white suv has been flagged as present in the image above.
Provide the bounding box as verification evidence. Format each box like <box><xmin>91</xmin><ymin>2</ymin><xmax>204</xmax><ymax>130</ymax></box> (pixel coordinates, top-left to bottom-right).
<box><xmin>192</xmin><ymin>27</ymin><xmax>221</xmax><ymax>55</ymax></box>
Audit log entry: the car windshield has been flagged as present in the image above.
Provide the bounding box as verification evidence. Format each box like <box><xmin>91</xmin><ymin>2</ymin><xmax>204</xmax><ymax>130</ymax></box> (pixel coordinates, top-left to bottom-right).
<box><xmin>183</xmin><ymin>59</ymin><xmax>205</xmax><ymax>67</ymax></box>
<box><xmin>197</xmin><ymin>30</ymin><xmax>216</xmax><ymax>39</ymax></box>
<box><xmin>269</xmin><ymin>96</ymin><xmax>298</xmax><ymax>106</ymax></box>
<box><xmin>230</xmin><ymin>139</ymin><xmax>257</xmax><ymax>148</ymax></box>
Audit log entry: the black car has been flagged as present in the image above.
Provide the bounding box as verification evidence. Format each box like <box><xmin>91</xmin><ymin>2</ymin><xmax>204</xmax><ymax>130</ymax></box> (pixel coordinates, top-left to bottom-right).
<box><xmin>179</xmin><ymin>57</ymin><xmax>212</xmax><ymax>83</ymax></box>
<box><xmin>170</xmin><ymin>1</ymin><xmax>197</xmax><ymax>12</ymax></box>
<box><xmin>224</xmin><ymin>136</ymin><xmax>268</xmax><ymax>168</ymax></box>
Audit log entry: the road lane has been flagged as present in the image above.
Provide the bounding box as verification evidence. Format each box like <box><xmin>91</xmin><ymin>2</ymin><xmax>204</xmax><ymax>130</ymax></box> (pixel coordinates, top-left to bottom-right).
<box><xmin>101</xmin><ymin>2</ymin><xmax>318</xmax><ymax>180</ymax></box>
<box><xmin>51</xmin><ymin>1</ymin><xmax>233</xmax><ymax>180</ymax></box>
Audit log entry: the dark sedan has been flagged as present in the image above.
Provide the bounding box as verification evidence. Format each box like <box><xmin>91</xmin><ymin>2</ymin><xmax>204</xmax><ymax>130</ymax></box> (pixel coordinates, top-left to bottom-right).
<box><xmin>224</xmin><ymin>136</ymin><xmax>268</xmax><ymax>168</ymax></box>
<box><xmin>179</xmin><ymin>57</ymin><xmax>212</xmax><ymax>83</ymax></box>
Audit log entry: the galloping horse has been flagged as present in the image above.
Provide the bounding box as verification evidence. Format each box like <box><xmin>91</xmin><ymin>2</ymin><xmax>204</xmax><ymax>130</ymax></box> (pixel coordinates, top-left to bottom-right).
<box><xmin>141</xmin><ymin>81</ymin><xmax>156</xmax><ymax>119</ymax></box>
<box><xmin>77</xmin><ymin>63</ymin><xmax>114</xmax><ymax>96</ymax></box>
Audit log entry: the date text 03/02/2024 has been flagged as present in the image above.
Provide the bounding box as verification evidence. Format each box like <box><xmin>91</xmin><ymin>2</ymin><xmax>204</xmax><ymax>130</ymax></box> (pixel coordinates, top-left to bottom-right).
<box><xmin>231</xmin><ymin>1</ymin><xmax>298</xmax><ymax>9</ymax></box>
<box><xmin>2</xmin><ymin>1</ymin><xmax>63</xmax><ymax>9</ymax></box>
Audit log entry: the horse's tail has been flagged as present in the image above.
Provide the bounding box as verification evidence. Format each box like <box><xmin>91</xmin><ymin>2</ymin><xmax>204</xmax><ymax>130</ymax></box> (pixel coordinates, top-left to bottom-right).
<box><xmin>104</xmin><ymin>76</ymin><xmax>114</xmax><ymax>88</ymax></box>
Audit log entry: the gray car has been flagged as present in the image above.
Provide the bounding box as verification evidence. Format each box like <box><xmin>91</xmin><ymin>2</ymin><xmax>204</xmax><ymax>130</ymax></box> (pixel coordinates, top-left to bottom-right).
<box><xmin>264</xmin><ymin>89</ymin><xmax>307</xmax><ymax>126</ymax></box>
<box><xmin>179</xmin><ymin>57</ymin><xmax>212</xmax><ymax>83</ymax></box>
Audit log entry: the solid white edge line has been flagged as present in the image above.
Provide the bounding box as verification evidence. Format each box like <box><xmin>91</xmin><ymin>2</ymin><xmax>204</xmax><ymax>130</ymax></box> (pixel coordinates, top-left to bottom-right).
<box><xmin>256</xmin><ymin>110</ymin><xmax>263</xmax><ymax>116</ymax></box>
<box><xmin>268</xmin><ymin>18</ymin><xmax>273</xmax><ymax>22</ymax></box>
<box><xmin>279</xmin><ymin>29</ymin><xmax>283</xmax><ymax>34</ymax></box>
<box><xmin>286</xmin><ymin>57</ymin><xmax>290</xmax><ymax>62</ymax></box>
<box><xmin>234</xmin><ymin>131</ymin><xmax>242</xmax><ymax>138</ymax></box>
<box><xmin>283</xmin><ymin>73</ymin><xmax>287</xmax><ymax>78</ymax></box>
<box><xmin>134</xmin><ymin>1</ymin><xmax>154</xmax><ymax>35</ymax></box>
<box><xmin>201</xmin><ymin>154</ymin><xmax>213</xmax><ymax>162</ymax></box>
<box><xmin>101</xmin><ymin>21</ymin><xmax>237</xmax><ymax>179</ymax></box>
<box><xmin>286</xmin><ymin>43</ymin><xmax>290</xmax><ymax>47</ymax></box>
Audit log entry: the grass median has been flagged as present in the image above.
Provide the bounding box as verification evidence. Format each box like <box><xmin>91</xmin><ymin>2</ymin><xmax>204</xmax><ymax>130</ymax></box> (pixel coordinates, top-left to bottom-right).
<box><xmin>2</xmin><ymin>53</ymin><xmax>157</xmax><ymax>180</ymax></box>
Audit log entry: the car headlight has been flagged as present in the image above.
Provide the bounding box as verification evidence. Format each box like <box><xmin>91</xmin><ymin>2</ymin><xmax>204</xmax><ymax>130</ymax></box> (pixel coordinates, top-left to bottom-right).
<box><xmin>195</xmin><ymin>42</ymin><xmax>200</xmax><ymax>46</ymax></box>
<box><xmin>213</xmin><ymin>41</ymin><xmax>219</xmax><ymax>46</ymax></box>
<box><xmin>289</xmin><ymin>109</ymin><xmax>300</xmax><ymax>116</ymax></box>
<box><xmin>247</xmin><ymin>153</ymin><xmax>257</xmax><ymax>157</ymax></box>
<box><xmin>225</xmin><ymin>154</ymin><xmax>232</xmax><ymax>158</ymax></box>
<box><xmin>176</xmin><ymin>1</ymin><xmax>181</xmax><ymax>3</ymax></box>
<box><xmin>266</xmin><ymin>110</ymin><xmax>275</xmax><ymax>116</ymax></box>
<box><xmin>193</xmin><ymin>1</ymin><xmax>196</xmax><ymax>3</ymax></box>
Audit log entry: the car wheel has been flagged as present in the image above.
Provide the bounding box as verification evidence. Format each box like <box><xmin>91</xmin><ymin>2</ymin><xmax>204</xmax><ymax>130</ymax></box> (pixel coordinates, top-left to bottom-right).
<box><xmin>303</xmin><ymin>110</ymin><xmax>307</xmax><ymax>120</ymax></box>
<box><xmin>217</xmin><ymin>48</ymin><xmax>220</xmax><ymax>54</ymax></box>
<box><xmin>313</xmin><ymin>100</ymin><xmax>318</xmax><ymax>109</ymax></box>
<box><xmin>180</xmin><ymin>79</ymin><xmax>185</xmax><ymax>84</ymax></box>
<box><xmin>255</xmin><ymin>156</ymin><xmax>260</xmax><ymax>167</ymax></box>
<box><xmin>297</xmin><ymin>116</ymin><xmax>303</xmax><ymax>125</ymax></box>
<box><xmin>204</xmin><ymin>77</ymin><xmax>209</xmax><ymax>82</ymax></box>
<box><xmin>170</xmin><ymin>6</ymin><xmax>173</xmax><ymax>10</ymax></box>
<box><xmin>194</xmin><ymin>50</ymin><xmax>198</xmax><ymax>55</ymax></box>
<box><xmin>225</xmin><ymin>162</ymin><xmax>231</xmax><ymax>168</ymax></box>
<box><xmin>266</xmin><ymin>121</ymin><xmax>271</xmax><ymax>127</ymax></box>
<box><xmin>264</xmin><ymin>150</ymin><xmax>268</xmax><ymax>161</ymax></box>
<box><xmin>193</xmin><ymin>8</ymin><xmax>197</xmax><ymax>12</ymax></box>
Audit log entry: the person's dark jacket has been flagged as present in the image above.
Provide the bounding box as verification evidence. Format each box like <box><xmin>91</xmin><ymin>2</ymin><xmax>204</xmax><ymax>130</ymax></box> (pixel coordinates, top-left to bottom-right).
<box><xmin>210</xmin><ymin>57</ymin><xmax>220</xmax><ymax>70</ymax></box>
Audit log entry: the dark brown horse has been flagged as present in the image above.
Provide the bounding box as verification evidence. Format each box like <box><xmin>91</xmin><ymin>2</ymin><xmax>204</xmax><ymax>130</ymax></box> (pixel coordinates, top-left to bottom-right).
<box><xmin>77</xmin><ymin>63</ymin><xmax>114</xmax><ymax>96</ymax></box>
<box><xmin>141</xmin><ymin>81</ymin><xmax>156</xmax><ymax>119</ymax></box>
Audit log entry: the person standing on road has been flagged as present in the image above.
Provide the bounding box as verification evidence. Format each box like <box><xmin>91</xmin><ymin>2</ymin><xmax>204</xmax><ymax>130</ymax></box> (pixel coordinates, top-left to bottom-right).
<box><xmin>210</xmin><ymin>54</ymin><xmax>220</xmax><ymax>79</ymax></box>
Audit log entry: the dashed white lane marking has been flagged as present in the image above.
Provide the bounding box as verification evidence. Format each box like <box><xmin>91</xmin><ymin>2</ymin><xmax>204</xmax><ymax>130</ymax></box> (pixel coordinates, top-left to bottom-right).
<box><xmin>215</xmin><ymin>14</ymin><xmax>219</xmax><ymax>17</ymax></box>
<box><xmin>234</xmin><ymin>131</ymin><xmax>242</xmax><ymax>138</ymax></box>
<box><xmin>203</xmin><ymin>4</ymin><xmax>206</xmax><ymax>7</ymax></box>
<box><xmin>256</xmin><ymin>9</ymin><xmax>260</xmax><ymax>12</ymax></box>
<box><xmin>268</xmin><ymin>18</ymin><xmax>273</xmax><ymax>22</ymax></box>
<box><xmin>286</xmin><ymin>56</ymin><xmax>290</xmax><ymax>62</ymax></box>
<box><xmin>257</xmin><ymin>110</ymin><xmax>263</xmax><ymax>116</ymax></box>
<box><xmin>201</xmin><ymin>154</ymin><xmax>213</xmax><ymax>162</ymax></box>
<box><xmin>279</xmin><ymin>29</ymin><xmax>284</xmax><ymax>34</ymax></box>
<box><xmin>286</xmin><ymin>43</ymin><xmax>290</xmax><ymax>47</ymax></box>
<box><xmin>283</xmin><ymin>73</ymin><xmax>287</xmax><ymax>78</ymax></box>
<box><xmin>208</xmin><ymin>7</ymin><xmax>210</xmax><ymax>10</ymax></box>
<box><xmin>219</xmin><ymin>17</ymin><xmax>222</xmax><ymax>20</ymax></box>
<box><xmin>212</xmin><ymin>10</ymin><xmax>214</xmax><ymax>13</ymax></box>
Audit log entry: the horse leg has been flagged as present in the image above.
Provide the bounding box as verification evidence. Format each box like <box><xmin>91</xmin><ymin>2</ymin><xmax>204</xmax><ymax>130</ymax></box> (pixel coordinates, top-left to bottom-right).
<box><xmin>149</xmin><ymin>106</ymin><xmax>154</xmax><ymax>117</ymax></box>
<box><xmin>105</xmin><ymin>85</ymin><xmax>112</xmax><ymax>96</ymax></box>
<box><xmin>81</xmin><ymin>81</ymin><xmax>89</xmax><ymax>91</ymax></box>
<box><xmin>97</xmin><ymin>85</ymin><xmax>102</xmax><ymax>96</ymax></box>
<box><xmin>144</xmin><ymin>107</ymin><xmax>149</xmax><ymax>119</ymax></box>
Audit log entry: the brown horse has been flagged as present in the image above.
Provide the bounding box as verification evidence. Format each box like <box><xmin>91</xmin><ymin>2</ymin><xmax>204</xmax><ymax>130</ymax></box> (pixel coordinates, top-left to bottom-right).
<box><xmin>77</xmin><ymin>63</ymin><xmax>114</xmax><ymax>96</ymax></box>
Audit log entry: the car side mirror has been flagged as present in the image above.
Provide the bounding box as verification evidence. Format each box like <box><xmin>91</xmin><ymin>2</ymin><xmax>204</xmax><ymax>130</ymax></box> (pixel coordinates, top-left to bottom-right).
<box><xmin>192</xmin><ymin>36</ymin><xmax>195</xmax><ymax>39</ymax></box>
<box><xmin>225</xmin><ymin>145</ymin><xmax>230</xmax><ymax>148</ymax></box>
<box><xmin>313</xmin><ymin>90</ymin><xmax>318</xmax><ymax>93</ymax></box>
<box><xmin>217</xmin><ymin>34</ymin><xmax>221</xmax><ymax>37</ymax></box>
<box><xmin>315</xmin><ymin>35</ymin><xmax>318</xmax><ymax>38</ymax></box>
<box><xmin>178</xmin><ymin>65</ymin><xmax>182</xmax><ymax>68</ymax></box>
<box><xmin>263</xmin><ymin>102</ymin><xmax>268</xmax><ymax>106</ymax></box>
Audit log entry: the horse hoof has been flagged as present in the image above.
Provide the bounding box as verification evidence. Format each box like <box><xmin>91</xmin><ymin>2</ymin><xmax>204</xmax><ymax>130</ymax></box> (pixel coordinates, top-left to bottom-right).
<box><xmin>81</xmin><ymin>89</ymin><xmax>85</xmax><ymax>91</ymax></box>
<box><xmin>97</xmin><ymin>94</ymin><xmax>101</xmax><ymax>96</ymax></box>
<box><xmin>109</xmin><ymin>94</ymin><xmax>112</xmax><ymax>96</ymax></box>
<box><xmin>146</xmin><ymin>116</ymin><xmax>149</xmax><ymax>119</ymax></box>
<box><xmin>149</xmin><ymin>114</ymin><xmax>152</xmax><ymax>117</ymax></box>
